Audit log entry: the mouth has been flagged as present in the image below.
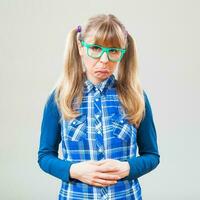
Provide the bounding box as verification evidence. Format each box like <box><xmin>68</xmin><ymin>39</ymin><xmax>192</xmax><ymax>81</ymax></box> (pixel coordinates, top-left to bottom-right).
<box><xmin>95</xmin><ymin>70</ymin><xmax>109</xmax><ymax>74</ymax></box>
<box><xmin>97</xmin><ymin>70</ymin><xmax>109</xmax><ymax>73</ymax></box>
<box><xmin>94</xmin><ymin>70</ymin><xmax>109</xmax><ymax>77</ymax></box>
<box><xmin>95</xmin><ymin>68</ymin><xmax>110</xmax><ymax>73</ymax></box>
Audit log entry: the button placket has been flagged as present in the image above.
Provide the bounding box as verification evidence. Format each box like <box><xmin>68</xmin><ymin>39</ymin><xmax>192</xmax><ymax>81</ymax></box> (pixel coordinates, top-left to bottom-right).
<box><xmin>96</xmin><ymin>114</ymin><xmax>100</xmax><ymax>118</ymax></box>
<box><xmin>98</xmin><ymin>147</ymin><xmax>104</xmax><ymax>153</ymax></box>
<box><xmin>93</xmin><ymin>93</ymin><xmax>105</xmax><ymax>157</ymax></box>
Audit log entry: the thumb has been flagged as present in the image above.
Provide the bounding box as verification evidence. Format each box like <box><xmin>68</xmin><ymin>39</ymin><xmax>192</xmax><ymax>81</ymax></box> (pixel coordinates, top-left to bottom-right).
<box><xmin>96</xmin><ymin>159</ymin><xmax>107</xmax><ymax>165</ymax></box>
<box><xmin>97</xmin><ymin>164</ymin><xmax>118</xmax><ymax>172</ymax></box>
<box><xmin>85</xmin><ymin>160</ymin><xmax>99</xmax><ymax>165</ymax></box>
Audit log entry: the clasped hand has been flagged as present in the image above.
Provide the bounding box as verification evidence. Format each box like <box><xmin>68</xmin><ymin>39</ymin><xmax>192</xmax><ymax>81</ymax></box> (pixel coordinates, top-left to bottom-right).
<box><xmin>70</xmin><ymin>159</ymin><xmax>130</xmax><ymax>187</ymax></box>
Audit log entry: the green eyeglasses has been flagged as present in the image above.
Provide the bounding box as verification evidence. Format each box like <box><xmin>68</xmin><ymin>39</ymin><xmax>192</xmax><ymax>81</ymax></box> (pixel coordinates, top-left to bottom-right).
<box><xmin>81</xmin><ymin>40</ymin><xmax>126</xmax><ymax>62</ymax></box>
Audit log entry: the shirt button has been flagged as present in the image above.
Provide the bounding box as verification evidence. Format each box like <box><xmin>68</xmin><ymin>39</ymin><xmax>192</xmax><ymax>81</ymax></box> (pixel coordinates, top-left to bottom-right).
<box><xmin>95</xmin><ymin>98</ymin><xmax>99</xmax><ymax>101</ymax></box>
<box><xmin>72</xmin><ymin>121</ymin><xmax>76</xmax><ymax>125</ymax></box>
<box><xmin>96</xmin><ymin>122</ymin><xmax>101</xmax><ymax>128</ymax></box>
<box><xmin>99</xmin><ymin>148</ymin><xmax>104</xmax><ymax>153</ymax></box>
<box><xmin>120</xmin><ymin>120</ymin><xmax>124</xmax><ymax>123</ymax></box>
<box><xmin>96</xmin><ymin>114</ymin><xmax>100</xmax><ymax>118</ymax></box>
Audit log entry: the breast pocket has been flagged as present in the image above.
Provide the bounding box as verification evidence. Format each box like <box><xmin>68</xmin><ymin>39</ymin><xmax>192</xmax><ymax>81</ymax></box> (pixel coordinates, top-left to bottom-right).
<box><xmin>111</xmin><ymin>113</ymin><xmax>136</xmax><ymax>142</ymax></box>
<box><xmin>66</xmin><ymin>113</ymin><xmax>87</xmax><ymax>141</ymax></box>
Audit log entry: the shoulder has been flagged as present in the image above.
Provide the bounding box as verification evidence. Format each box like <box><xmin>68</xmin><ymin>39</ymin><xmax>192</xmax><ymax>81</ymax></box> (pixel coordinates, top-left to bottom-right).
<box><xmin>139</xmin><ymin>89</ymin><xmax>154</xmax><ymax>125</ymax></box>
<box><xmin>142</xmin><ymin>90</ymin><xmax>152</xmax><ymax>113</ymax></box>
<box><xmin>45</xmin><ymin>88</ymin><xmax>61</xmax><ymax>118</ymax></box>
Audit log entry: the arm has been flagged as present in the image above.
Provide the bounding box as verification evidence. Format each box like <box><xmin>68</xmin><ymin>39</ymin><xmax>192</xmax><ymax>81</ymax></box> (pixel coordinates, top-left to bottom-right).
<box><xmin>37</xmin><ymin>90</ymin><xmax>73</xmax><ymax>182</ymax></box>
<box><xmin>126</xmin><ymin>91</ymin><xmax>160</xmax><ymax>180</ymax></box>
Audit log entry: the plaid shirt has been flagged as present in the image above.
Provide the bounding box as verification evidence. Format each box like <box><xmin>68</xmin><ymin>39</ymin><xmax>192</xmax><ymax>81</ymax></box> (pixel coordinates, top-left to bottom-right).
<box><xmin>59</xmin><ymin>74</ymin><xmax>142</xmax><ymax>200</ymax></box>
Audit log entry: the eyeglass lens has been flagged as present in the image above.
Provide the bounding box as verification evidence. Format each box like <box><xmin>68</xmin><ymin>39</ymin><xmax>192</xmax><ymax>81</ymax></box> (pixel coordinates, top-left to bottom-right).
<box><xmin>88</xmin><ymin>46</ymin><xmax>122</xmax><ymax>61</ymax></box>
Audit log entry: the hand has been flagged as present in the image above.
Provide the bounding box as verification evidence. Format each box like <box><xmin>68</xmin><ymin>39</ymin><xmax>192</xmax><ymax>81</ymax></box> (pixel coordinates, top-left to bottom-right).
<box><xmin>69</xmin><ymin>160</ymin><xmax>121</xmax><ymax>187</ymax></box>
<box><xmin>97</xmin><ymin>159</ymin><xmax>130</xmax><ymax>179</ymax></box>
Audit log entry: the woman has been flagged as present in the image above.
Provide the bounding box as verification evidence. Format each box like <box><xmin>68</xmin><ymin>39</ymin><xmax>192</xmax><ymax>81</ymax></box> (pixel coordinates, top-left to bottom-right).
<box><xmin>38</xmin><ymin>13</ymin><xmax>160</xmax><ymax>200</ymax></box>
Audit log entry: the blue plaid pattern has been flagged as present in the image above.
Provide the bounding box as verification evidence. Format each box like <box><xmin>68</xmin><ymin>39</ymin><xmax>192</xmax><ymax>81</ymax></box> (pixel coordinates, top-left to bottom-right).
<box><xmin>59</xmin><ymin>74</ymin><xmax>142</xmax><ymax>200</ymax></box>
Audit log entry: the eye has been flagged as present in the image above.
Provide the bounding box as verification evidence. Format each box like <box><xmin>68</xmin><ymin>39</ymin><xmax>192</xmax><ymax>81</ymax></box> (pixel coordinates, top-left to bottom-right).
<box><xmin>109</xmin><ymin>49</ymin><xmax>120</xmax><ymax>54</ymax></box>
<box><xmin>110</xmin><ymin>49</ymin><xmax>117</xmax><ymax>53</ymax></box>
<box><xmin>90</xmin><ymin>46</ymin><xmax>101</xmax><ymax>51</ymax></box>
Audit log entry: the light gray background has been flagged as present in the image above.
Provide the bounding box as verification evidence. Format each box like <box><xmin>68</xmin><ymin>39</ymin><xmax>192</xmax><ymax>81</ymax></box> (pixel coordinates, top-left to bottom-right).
<box><xmin>1</xmin><ymin>0</ymin><xmax>200</xmax><ymax>199</ymax></box>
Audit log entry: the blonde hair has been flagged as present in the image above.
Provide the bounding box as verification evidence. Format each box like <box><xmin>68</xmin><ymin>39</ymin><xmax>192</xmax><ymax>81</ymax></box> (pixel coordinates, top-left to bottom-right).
<box><xmin>54</xmin><ymin>14</ymin><xmax>145</xmax><ymax>128</ymax></box>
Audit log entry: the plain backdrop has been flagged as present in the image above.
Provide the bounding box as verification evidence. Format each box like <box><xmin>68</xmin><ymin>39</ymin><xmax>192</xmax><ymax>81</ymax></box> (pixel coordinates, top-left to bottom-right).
<box><xmin>1</xmin><ymin>0</ymin><xmax>200</xmax><ymax>199</ymax></box>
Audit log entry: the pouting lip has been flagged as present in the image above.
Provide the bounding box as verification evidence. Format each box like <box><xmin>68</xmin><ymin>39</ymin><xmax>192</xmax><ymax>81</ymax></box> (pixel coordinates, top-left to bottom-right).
<box><xmin>95</xmin><ymin>69</ymin><xmax>110</xmax><ymax>73</ymax></box>
<box><xmin>96</xmin><ymin>71</ymin><xmax>109</xmax><ymax>73</ymax></box>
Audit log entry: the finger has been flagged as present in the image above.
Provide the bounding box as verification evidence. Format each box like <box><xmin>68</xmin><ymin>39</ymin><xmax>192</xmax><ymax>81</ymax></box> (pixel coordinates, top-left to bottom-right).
<box><xmin>86</xmin><ymin>160</ymin><xmax>98</xmax><ymax>165</ymax></box>
<box><xmin>97</xmin><ymin>165</ymin><xmax>119</xmax><ymax>172</ymax></box>
<box><xmin>92</xmin><ymin>183</ymin><xmax>105</xmax><ymax>187</ymax></box>
<box><xmin>96</xmin><ymin>173</ymin><xmax>120</xmax><ymax>180</ymax></box>
<box><xmin>96</xmin><ymin>159</ymin><xmax>114</xmax><ymax>165</ymax></box>
<box><xmin>94</xmin><ymin>178</ymin><xmax>117</xmax><ymax>186</ymax></box>
<box><xmin>96</xmin><ymin>160</ymin><xmax>107</xmax><ymax>165</ymax></box>
<box><xmin>92</xmin><ymin>182</ymin><xmax>109</xmax><ymax>187</ymax></box>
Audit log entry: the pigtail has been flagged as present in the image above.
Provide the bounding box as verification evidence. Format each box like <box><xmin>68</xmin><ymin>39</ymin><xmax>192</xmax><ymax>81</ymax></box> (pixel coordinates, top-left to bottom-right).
<box><xmin>117</xmin><ymin>33</ymin><xmax>145</xmax><ymax>127</ymax></box>
<box><xmin>55</xmin><ymin>27</ymin><xmax>84</xmax><ymax>120</ymax></box>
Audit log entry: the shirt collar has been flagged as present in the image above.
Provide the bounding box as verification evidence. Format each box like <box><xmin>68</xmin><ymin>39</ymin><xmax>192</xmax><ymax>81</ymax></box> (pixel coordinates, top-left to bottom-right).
<box><xmin>83</xmin><ymin>73</ymin><xmax>116</xmax><ymax>94</ymax></box>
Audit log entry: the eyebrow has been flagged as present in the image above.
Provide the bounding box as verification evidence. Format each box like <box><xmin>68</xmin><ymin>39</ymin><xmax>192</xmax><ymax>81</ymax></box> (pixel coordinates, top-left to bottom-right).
<box><xmin>90</xmin><ymin>43</ymin><xmax>123</xmax><ymax>49</ymax></box>
<box><xmin>84</xmin><ymin>40</ymin><xmax>116</xmax><ymax>48</ymax></box>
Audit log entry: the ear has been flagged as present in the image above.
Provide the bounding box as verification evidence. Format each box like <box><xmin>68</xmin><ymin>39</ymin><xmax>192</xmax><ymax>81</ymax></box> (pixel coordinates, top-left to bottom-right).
<box><xmin>77</xmin><ymin>39</ymin><xmax>84</xmax><ymax>56</ymax></box>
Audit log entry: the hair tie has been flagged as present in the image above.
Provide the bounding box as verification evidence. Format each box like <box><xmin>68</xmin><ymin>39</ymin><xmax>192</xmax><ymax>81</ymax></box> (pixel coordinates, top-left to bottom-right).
<box><xmin>77</xmin><ymin>25</ymin><xmax>82</xmax><ymax>33</ymax></box>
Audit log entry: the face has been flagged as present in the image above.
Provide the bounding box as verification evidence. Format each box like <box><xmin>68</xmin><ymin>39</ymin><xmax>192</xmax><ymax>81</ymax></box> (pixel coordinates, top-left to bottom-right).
<box><xmin>77</xmin><ymin>33</ymin><xmax>119</xmax><ymax>85</ymax></box>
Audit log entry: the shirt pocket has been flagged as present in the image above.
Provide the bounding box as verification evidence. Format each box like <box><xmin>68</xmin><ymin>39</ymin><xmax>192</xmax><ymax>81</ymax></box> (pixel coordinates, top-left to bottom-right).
<box><xmin>66</xmin><ymin>113</ymin><xmax>87</xmax><ymax>141</ymax></box>
<box><xmin>111</xmin><ymin>113</ymin><xmax>133</xmax><ymax>141</ymax></box>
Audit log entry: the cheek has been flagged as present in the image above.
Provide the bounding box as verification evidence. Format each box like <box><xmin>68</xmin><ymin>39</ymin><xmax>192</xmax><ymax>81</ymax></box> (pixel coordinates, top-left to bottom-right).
<box><xmin>83</xmin><ymin>56</ymin><xmax>97</xmax><ymax>71</ymax></box>
<box><xmin>109</xmin><ymin>63</ymin><xmax>118</xmax><ymax>72</ymax></box>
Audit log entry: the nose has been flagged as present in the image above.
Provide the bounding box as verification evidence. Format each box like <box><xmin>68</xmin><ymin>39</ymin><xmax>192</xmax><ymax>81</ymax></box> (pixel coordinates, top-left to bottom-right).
<box><xmin>100</xmin><ymin>51</ymin><xmax>109</xmax><ymax>63</ymax></box>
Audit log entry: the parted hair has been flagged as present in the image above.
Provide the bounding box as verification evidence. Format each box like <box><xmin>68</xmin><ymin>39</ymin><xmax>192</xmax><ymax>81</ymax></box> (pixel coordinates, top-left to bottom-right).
<box><xmin>54</xmin><ymin>13</ymin><xmax>145</xmax><ymax>128</ymax></box>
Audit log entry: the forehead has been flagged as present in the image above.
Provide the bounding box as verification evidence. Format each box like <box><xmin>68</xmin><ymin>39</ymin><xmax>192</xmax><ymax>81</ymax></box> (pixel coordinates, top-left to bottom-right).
<box><xmin>84</xmin><ymin>30</ymin><xmax>124</xmax><ymax>48</ymax></box>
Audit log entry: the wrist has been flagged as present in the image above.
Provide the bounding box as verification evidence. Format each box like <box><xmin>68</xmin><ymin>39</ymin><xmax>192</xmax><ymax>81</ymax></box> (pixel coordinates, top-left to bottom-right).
<box><xmin>124</xmin><ymin>161</ymin><xmax>130</xmax><ymax>176</ymax></box>
<box><xmin>69</xmin><ymin>163</ymin><xmax>77</xmax><ymax>179</ymax></box>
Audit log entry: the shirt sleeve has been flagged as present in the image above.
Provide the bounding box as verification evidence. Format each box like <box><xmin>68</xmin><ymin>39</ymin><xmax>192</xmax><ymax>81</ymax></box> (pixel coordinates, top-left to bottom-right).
<box><xmin>37</xmin><ymin>89</ymin><xmax>73</xmax><ymax>182</ymax></box>
<box><xmin>126</xmin><ymin>90</ymin><xmax>160</xmax><ymax>180</ymax></box>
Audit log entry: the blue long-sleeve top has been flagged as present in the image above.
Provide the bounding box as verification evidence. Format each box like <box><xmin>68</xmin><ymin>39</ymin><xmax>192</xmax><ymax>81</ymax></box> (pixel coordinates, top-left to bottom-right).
<box><xmin>37</xmin><ymin>83</ymin><xmax>160</xmax><ymax>183</ymax></box>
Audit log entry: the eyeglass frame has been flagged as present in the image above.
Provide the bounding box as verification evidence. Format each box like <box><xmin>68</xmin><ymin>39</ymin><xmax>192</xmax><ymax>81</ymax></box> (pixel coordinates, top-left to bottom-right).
<box><xmin>80</xmin><ymin>40</ymin><xmax>127</xmax><ymax>62</ymax></box>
